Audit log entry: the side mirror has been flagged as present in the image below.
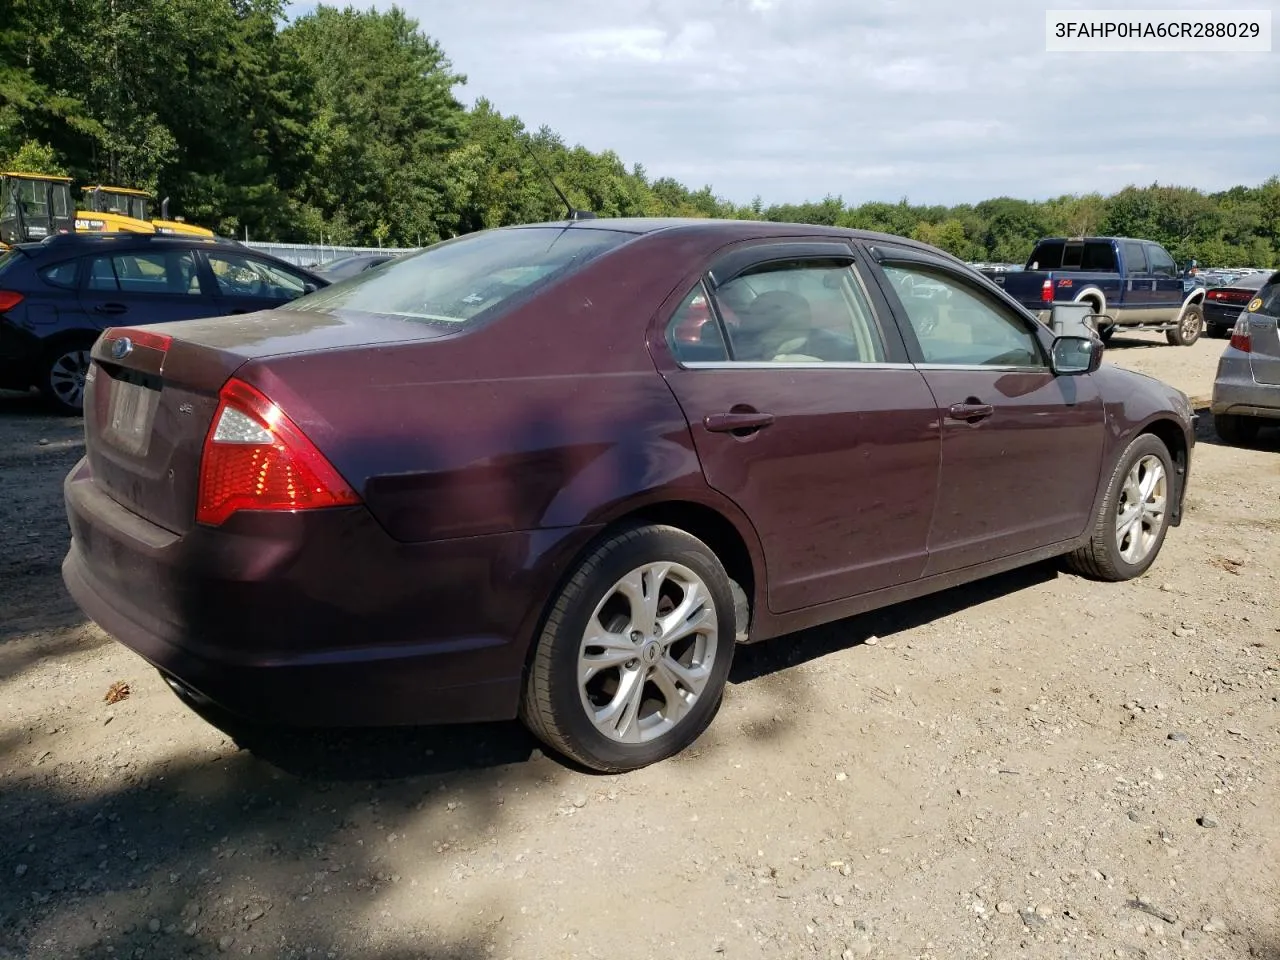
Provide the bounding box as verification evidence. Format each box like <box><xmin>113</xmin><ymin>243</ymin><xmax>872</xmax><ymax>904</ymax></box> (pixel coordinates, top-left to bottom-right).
<box><xmin>1051</xmin><ymin>335</ymin><xmax>1102</xmax><ymax>376</ymax></box>
<box><xmin>302</xmin><ymin>282</ymin><xmax>318</xmax><ymax>294</ymax></box>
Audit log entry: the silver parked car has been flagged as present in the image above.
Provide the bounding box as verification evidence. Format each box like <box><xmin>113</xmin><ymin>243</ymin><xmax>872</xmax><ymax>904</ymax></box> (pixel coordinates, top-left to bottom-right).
<box><xmin>1211</xmin><ymin>269</ymin><xmax>1280</xmax><ymax>444</ymax></box>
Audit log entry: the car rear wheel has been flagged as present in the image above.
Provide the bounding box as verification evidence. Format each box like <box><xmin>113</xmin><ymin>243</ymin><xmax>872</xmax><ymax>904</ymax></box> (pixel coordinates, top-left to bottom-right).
<box><xmin>1097</xmin><ymin>324</ymin><xmax>1115</xmax><ymax>344</ymax></box>
<box><xmin>521</xmin><ymin>524</ymin><xmax>736</xmax><ymax>772</ymax></box>
<box><xmin>41</xmin><ymin>339</ymin><xmax>95</xmax><ymax>414</ymax></box>
<box><xmin>1166</xmin><ymin>304</ymin><xmax>1203</xmax><ymax>346</ymax></box>
<box><xmin>1066</xmin><ymin>434</ymin><xmax>1174</xmax><ymax>582</ymax></box>
<box><xmin>1214</xmin><ymin>412</ymin><xmax>1260</xmax><ymax>446</ymax></box>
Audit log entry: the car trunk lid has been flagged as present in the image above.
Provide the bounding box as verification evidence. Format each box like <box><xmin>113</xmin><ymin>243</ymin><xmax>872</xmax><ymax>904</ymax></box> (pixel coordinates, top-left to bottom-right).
<box><xmin>83</xmin><ymin>308</ymin><xmax>454</xmax><ymax>534</ymax></box>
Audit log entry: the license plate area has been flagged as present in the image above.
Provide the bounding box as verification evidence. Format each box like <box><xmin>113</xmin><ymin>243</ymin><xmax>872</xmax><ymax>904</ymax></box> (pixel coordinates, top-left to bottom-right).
<box><xmin>102</xmin><ymin>365</ymin><xmax>162</xmax><ymax>457</ymax></box>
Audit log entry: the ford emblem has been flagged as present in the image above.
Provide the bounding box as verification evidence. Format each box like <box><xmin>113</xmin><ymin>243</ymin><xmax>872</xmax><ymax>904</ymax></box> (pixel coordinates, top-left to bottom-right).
<box><xmin>110</xmin><ymin>337</ymin><xmax>133</xmax><ymax>360</ymax></box>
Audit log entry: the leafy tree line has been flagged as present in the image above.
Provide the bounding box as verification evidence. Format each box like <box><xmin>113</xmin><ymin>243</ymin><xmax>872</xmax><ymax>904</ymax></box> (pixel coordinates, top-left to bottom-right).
<box><xmin>2</xmin><ymin>1</ymin><xmax>1277</xmax><ymax>267</ymax></box>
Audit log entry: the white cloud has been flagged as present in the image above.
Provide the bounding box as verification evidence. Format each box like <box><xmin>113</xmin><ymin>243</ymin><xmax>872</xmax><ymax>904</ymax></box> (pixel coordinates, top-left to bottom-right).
<box><xmin>349</xmin><ymin>0</ymin><xmax>1280</xmax><ymax>205</ymax></box>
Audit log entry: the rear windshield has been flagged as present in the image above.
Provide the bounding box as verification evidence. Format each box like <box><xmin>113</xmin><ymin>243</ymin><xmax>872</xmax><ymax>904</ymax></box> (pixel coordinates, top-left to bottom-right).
<box><xmin>0</xmin><ymin>249</ymin><xmax>19</xmax><ymax>277</ymax></box>
<box><xmin>1253</xmin><ymin>271</ymin><xmax>1280</xmax><ymax>317</ymax></box>
<box><xmin>290</xmin><ymin>226</ymin><xmax>633</xmax><ymax>328</ymax></box>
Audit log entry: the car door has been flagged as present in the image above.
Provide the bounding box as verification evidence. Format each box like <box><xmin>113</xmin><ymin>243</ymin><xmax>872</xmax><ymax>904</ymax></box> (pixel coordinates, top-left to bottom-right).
<box><xmin>650</xmin><ymin>240</ymin><xmax>941</xmax><ymax>614</ymax></box>
<box><xmin>77</xmin><ymin>246</ymin><xmax>216</xmax><ymax>328</ymax></box>
<box><xmin>1145</xmin><ymin>243</ymin><xmax>1184</xmax><ymax>318</ymax></box>
<box><xmin>201</xmin><ymin>249</ymin><xmax>317</xmax><ymax>313</ymax></box>
<box><xmin>1118</xmin><ymin>239</ymin><xmax>1154</xmax><ymax>320</ymax></box>
<box><xmin>864</xmin><ymin>245</ymin><xmax>1107</xmax><ymax>577</ymax></box>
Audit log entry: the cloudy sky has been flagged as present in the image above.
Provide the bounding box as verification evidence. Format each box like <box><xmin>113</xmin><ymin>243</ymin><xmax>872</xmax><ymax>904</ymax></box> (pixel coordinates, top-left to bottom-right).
<box><xmin>308</xmin><ymin>0</ymin><xmax>1280</xmax><ymax>206</ymax></box>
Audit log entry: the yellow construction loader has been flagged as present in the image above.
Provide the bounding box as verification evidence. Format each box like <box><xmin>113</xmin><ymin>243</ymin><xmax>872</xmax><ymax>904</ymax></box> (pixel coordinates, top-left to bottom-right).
<box><xmin>77</xmin><ymin>185</ymin><xmax>214</xmax><ymax>236</ymax></box>
<box><xmin>0</xmin><ymin>172</ymin><xmax>76</xmax><ymax>250</ymax></box>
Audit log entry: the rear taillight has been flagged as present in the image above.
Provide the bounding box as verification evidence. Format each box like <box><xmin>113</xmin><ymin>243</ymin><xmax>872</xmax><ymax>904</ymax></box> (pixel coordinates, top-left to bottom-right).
<box><xmin>102</xmin><ymin>327</ymin><xmax>173</xmax><ymax>353</ymax></box>
<box><xmin>0</xmin><ymin>290</ymin><xmax>24</xmax><ymax>313</ymax></box>
<box><xmin>1229</xmin><ymin>315</ymin><xmax>1251</xmax><ymax>352</ymax></box>
<box><xmin>1209</xmin><ymin>288</ymin><xmax>1251</xmax><ymax>304</ymax></box>
<box><xmin>196</xmin><ymin>378</ymin><xmax>359</xmax><ymax>526</ymax></box>
<box><xmin>1040</xmin><ymin>278</ymin><xmax>1054</xmax><ymax>303</ymax></box>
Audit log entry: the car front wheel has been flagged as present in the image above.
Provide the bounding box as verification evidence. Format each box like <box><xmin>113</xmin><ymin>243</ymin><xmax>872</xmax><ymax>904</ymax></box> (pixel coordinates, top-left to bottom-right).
<box><xmin>521</xmin><ymin>524</ymin><xmax>736</xmax><ymax>772</ymax></box>
<box><xmin>1066</xmin><ymin>434</ymin><xmax>1175</xmax><ymax>582</ymax></box>
<box><xmin>1166</xmin><ymin>304</ymin><xmax>1203</xmax><ymax>346</ymax></box>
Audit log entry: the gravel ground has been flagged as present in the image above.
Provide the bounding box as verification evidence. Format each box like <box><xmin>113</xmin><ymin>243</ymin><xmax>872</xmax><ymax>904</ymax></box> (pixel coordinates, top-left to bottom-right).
<box><xmin>1</xmin><ymin>331</ymin><xmax>1277</xmax><ymax>960</ymax></box>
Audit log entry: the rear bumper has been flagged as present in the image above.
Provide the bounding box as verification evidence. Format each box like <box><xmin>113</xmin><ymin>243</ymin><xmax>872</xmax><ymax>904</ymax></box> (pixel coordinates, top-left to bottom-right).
<box><xmin>1203</xmin><ymin>303</ymin><xmax>1244</xmax><ymax>328</ymax></box>
<box><xmin>1211</xmin><ymin>352</ymin><xmax>1280</xmax><ymax>419</ymax></box>
<box><xmin>61</xmin><ymin>458</ymin><xmax>600</xmax><ymax>727</ymax></box>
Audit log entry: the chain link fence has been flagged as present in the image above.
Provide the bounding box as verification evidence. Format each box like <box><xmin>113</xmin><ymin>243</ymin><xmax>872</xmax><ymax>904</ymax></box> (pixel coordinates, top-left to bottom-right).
<box><xmin>243</xmin><ymin>241</ymin><xmax>419</xmax><ymax>267</ymax></box>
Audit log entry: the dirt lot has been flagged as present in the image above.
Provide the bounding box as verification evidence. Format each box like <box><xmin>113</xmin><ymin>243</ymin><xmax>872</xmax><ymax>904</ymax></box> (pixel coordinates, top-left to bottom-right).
<box><xmin>1</xmin><ymin>333</ymin><xmax>1277</xmax><ymax>960</ymax></box>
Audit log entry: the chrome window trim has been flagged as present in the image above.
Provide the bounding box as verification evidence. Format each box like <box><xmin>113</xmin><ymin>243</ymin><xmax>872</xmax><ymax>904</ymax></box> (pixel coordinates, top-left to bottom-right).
<box><xmin>679</xmin><ymin>361</ymin><xmax>1052</xmax><ymax>373</ymax></box>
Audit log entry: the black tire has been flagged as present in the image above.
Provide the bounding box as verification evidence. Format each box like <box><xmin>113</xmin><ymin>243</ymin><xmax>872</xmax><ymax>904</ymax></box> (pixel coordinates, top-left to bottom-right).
<box><xmin>1097</xmin><ymin>324</ymin><xmax>1115</xmax><ymax>344</ymax></box>
<box><xmin>1166</xmin><ymin>304</ymin><xmax>1203</xmax><ymax>346</ymax></box>
<box><xmin>520</xmin><ymin>524</ymin><xmax>737</xmax><ymax>773</ymax></box>
<box><xmin>1066</xmin><ymin>434</ymin><xmax>1175</xmax><ymax>582</ymax></box>
<box><xmin>1206</xmin><ymin>323</ymin><xmax>1230</xmax><ymax>340</ymax></box>
<box><xmin>1214</xmin><ymin>412</ymin><xmax>1260</xmax><ymax>446</ymax></box>
<box><xmin>39</xmin><ymin>337</ymin><xmax>97</xmax><ymax>414</ymax></box>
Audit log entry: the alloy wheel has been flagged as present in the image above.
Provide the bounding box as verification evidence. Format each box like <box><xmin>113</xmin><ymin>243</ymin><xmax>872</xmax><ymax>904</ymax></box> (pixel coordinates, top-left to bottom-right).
<box><xmin>577</xmin><ymin>561</ymin><xmax>719</xmax><ymax>744</ymax></box>
<box><xmin>1114</xmin><ymin>454</ymin><xmax>1167</xmax><ymax>564</ymax></box>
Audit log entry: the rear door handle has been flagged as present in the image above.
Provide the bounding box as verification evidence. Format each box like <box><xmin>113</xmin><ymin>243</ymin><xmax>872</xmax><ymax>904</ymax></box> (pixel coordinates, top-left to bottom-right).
<box><xmin>947</xmin><ymin>402</ymin><xmax>994</xmax><ymax>422</ymax></box>
<box><xmin>704</xmin><ymin>411</ymin><xmax>775</xmax><ymax>434</ymax></box>
<box><xmin>94</xmin><ymin>302</ymin><xmax>127</xmax><ymax>315</ymax></box>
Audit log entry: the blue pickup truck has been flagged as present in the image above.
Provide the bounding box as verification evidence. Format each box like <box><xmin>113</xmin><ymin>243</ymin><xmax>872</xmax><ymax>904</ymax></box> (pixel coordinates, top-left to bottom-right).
<box><xmin>984</xmin><ymin>236</ymin><xmax>1206</xmax><ymax>346</ymax></box>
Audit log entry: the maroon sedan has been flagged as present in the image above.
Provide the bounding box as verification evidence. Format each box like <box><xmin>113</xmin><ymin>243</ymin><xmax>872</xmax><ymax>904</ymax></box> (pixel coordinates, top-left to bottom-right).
<box><xmin>62</xmin><ymin>218</ymin><xmax>1196</xmax><ymax>772</ymax></box>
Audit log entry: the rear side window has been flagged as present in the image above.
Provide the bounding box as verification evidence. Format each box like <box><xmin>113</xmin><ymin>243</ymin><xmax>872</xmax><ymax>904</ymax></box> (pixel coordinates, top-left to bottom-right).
<box><xmin>1081</xmin><ymin>241</ymin><xmax>1117</xmax><ymax>271</ymax></box>
<box><xmin>39</xmin><ymin>260</ymin><xmax>78</xmax><ymax>289</ymax></box>
<box><xmin>290</xmin><ymin>226</ymin><xmax>633</xmax><ymax>328</ymax></box>
<box><xmin>1253</xmin><ymin>273</ymin><xmax>1280</xmax><ymax>317</ymax></box>
<box><xmin>667</xmin><ymin>283</ymin><xmax>729</xmax><ymax>363</ymax></box>
<box><xmin>87</xmin><ymin>250</ymin><xmax>202</xmax><ymax>295</ymax></box>
<box><xmin>1026</xmin><ymin>241</ymin><xmax>1064</xmax><ymax>270</ymax></box>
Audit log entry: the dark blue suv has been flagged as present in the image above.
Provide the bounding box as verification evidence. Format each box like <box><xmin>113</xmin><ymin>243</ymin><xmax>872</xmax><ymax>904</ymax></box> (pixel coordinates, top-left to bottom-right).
<box><xmin>0</xmin><ymin>233</ymin><xmax>327</xmax><ymax>412</ymax></box>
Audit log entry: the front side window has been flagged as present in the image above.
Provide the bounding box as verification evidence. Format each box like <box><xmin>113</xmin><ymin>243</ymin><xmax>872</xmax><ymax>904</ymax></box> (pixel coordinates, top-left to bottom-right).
<box><xmin>206</xmin><ymin>252</ymin><xmax>310</xmax><ymax>300</ymax></box>
<box><xmin>714</xmin><ymin>260</ymin><xmax>887</xmax><ymax>363</ymax></box>
<box><xmin>86</xmin><ymin>250</ymin><xmax>201</xmax><ymax>295</ymax></box>
<box><xmin>1146</xmin><ymin>245</ymin><xmax>1177</xmax><ymax>278</ymax></box>
<box><xmin>290</xmin><ymin>226</ymin><xmax>632</xmax><ymax>329</ymax></box>
<box><xmin>883</xmin><ymin>264</ymin><xmax>1044</xmax><ymax>368</ymax></box>
<box><xmin>1121</xmin><ymin>241</ymin><xmax>1148</xmax><ymax>275</ymax></box>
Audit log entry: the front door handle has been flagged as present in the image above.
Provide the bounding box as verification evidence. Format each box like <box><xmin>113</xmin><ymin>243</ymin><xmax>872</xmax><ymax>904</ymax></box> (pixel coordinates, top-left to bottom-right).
<box><xmin>947</xmin><ymin>401</ymin><xmax>994</xmax><ymax>422</ymax></box>
<box><xmin>94</xmin><ymin>302</ymin><xmax>127</xmax><ymax>315</ymax></box>
<box><xmin>704</xmin><ymin>411</ymin><xmax>775</xmax><ymax>434</ymax></box>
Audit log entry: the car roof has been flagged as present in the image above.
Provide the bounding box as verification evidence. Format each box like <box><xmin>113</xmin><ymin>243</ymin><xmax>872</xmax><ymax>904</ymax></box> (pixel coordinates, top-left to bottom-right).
<box><xmin>505</xmin><ymin>216</ymin><xmax>963</xmax><ymax>263</ymax></box>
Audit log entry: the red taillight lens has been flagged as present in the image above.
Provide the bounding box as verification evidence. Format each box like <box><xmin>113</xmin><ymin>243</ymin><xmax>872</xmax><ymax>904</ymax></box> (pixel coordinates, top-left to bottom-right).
<box><xmin>102</xmin><ymin>327</ymin><xmax>173</xmax><ymax>353</ymax></box>
<box><xmin>0</xmin><ymin>290</ymin><xmax>25</xmax><ymax>313</ymax></box>
<box><xmin>1040</xmin><ymin>279</ymin><xmax>1054</xmax><ymax>303</ymax></box>
<box><xmin>196</xmin><ymin>378</ymin><xmax>359</xmax><ymax>526</ymax></box>
<box><xmin>1229</xmin><ymin>315</ymin><xmax>1251</xmax><ymax>352</ymax></box>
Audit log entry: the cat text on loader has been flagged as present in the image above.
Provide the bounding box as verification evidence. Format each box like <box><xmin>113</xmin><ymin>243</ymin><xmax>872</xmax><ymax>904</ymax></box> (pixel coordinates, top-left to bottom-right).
<box><xmin>0</xmin><ymin>173</ymin><xmax>76</xmax><ymax>250</ymax></box>
<box><xmin>77</xmin><ymin>186</ymin><xmax>214</xmax><ymax>237</ymax></box>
